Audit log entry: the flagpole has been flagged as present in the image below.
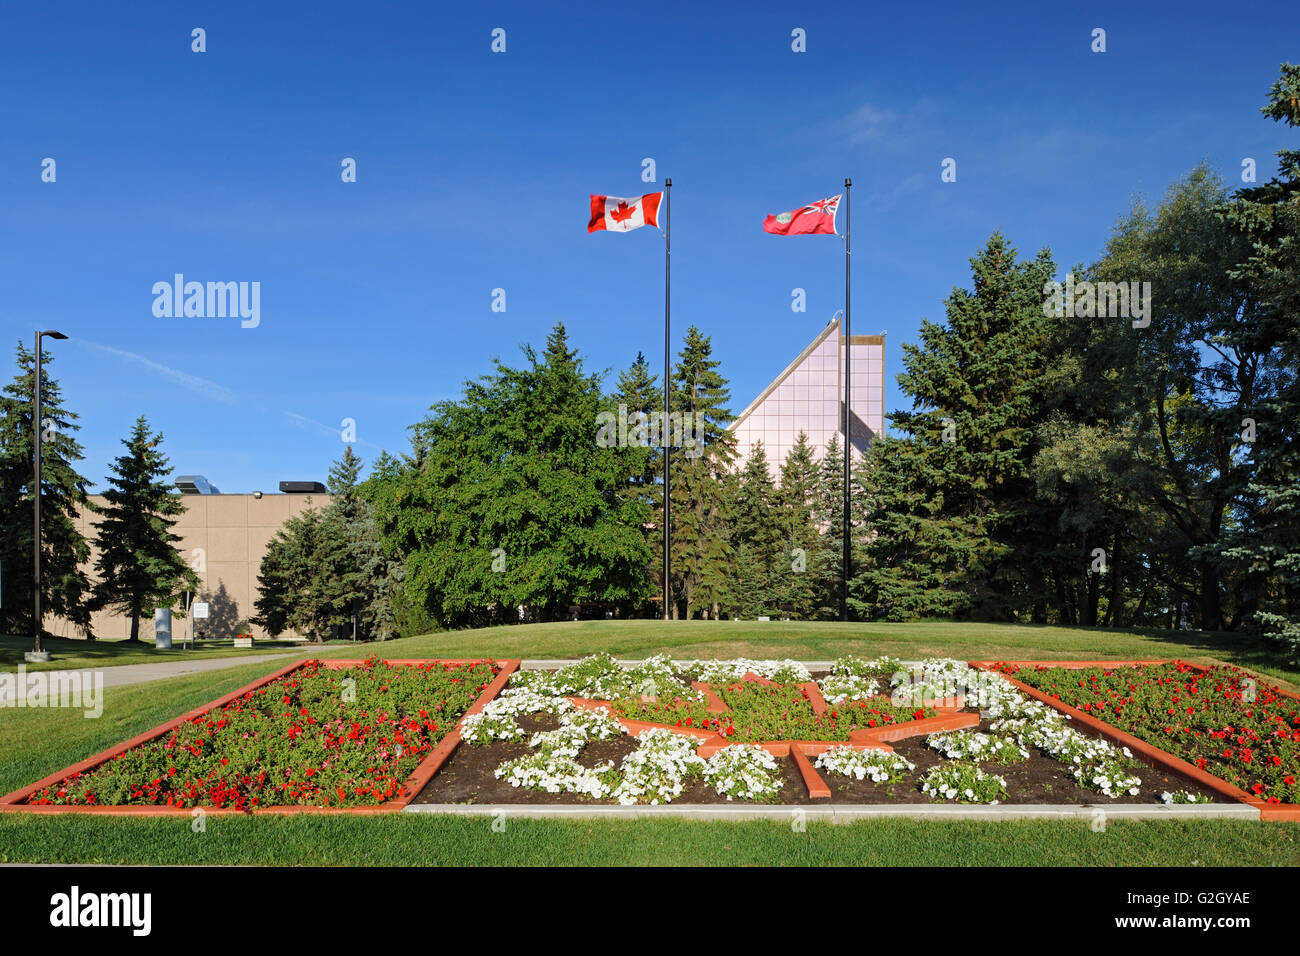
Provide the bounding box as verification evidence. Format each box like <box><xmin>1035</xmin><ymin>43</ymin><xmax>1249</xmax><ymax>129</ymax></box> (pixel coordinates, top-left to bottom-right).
<box><xmin>663</xmin><ymin>178</ymin><xmax>672</xmax><ymax>622</ymax></box>
<box><xmin>842</xmin><ymin>178</ymin><xmax>851</xmax><ymax>623</ymax></box>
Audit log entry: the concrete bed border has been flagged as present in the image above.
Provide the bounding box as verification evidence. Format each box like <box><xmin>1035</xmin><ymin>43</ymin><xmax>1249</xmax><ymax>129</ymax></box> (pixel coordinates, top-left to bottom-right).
<box><xmin>402</xmin><ymin>802</ymin><xmax>1260</xmax><ymax>821</ymax></box>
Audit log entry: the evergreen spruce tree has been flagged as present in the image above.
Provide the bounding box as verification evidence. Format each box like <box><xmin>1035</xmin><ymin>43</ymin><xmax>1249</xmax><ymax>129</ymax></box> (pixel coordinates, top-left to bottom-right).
<box><xmin>856</xmin><ymin>235</ymin><xmax>1058</xmax><ymax>621</ymax></box>
<box><xmin>613</xmin><ymin>351</ymin><xmax>662</xmax><ymax>613</ymax></box>
<box><xmin>668</xmin><ymin>325</ymin><xmax>736</xmax><ymax>618</ymax></box>
<box><xmin>0</xmin><ymin>341</ymin><xmax>94</xmax><ymax>638</ymax></box>
<box><xmin>730</xmin><ymin>442</ymin><xmax>782</xmax><ymax>617</ymax></box>
<box><xmin>90</xmin><ymin>417</ymin><xmax>198</xmax><ymax>641</ymax></box>
<box><xmin>1216</xmin><ymin>63</ymin><xmax>1300</xmax><ymax>655</ymax></box>
<box><xmin>812</xmin><ymin>434</ymin><xmax>869</xmax><ymax>618</ymax></box>
<box><xmin>322</xmin><ymin>446</ymin><xmax>372</xmax><ymax>639</ymax></box>
<box><xmin>775</xmin><ymin>433</ymin><xmax>822</xmax><ymax>619</ymax></box>
<box><xmin>253</xmin><ymin>504</ymin><xmax>335</xmax><ymax>641</ymax></box>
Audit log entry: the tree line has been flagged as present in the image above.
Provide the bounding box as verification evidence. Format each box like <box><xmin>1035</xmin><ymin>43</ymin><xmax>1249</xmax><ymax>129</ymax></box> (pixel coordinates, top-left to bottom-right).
<box><xmin>354</xmin><ymin>63</ymin><xmax>1299</xmax><ymax>658</ymax></box>
<box><xmin>4</xmin><ymin>63</ymin><xmax>1294</xmax><ymax>657</ymax></box>
<box><xmin>0</xmin><ymin>352</ymin><xmax>197</xmax><ymax>642</ymax></box>
<box><xmin>0</xmin><ymin>341</ymin><xmax>394</xmax><ymax>644</ymax></box>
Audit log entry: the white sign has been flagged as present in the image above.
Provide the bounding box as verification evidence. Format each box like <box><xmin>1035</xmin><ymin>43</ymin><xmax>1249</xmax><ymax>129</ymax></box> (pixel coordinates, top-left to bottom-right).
<box><xmin>192</xmin><ymin>602</ymin><xmax>209</xmax><ymax>619</ymax></box>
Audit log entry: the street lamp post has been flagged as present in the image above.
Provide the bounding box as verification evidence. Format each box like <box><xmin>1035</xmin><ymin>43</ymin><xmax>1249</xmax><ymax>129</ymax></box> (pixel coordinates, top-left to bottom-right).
<box><xmin>26</xmin><ymin>329</ymin><xmax>68</xmax><ymax>664</ymax></box>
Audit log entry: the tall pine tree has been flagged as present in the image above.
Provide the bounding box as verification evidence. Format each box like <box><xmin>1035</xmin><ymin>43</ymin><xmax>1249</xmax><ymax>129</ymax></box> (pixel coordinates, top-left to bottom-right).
<box><xmin>90</xmin><ymin>416</ymin><xmax>198</xmax><ymax>641</ymax></box>
<box><xmin>0</xmin><ymin>341</ymin><xmax>93</xmax><ymax>638</ymax></box>
<box><xmin>857</xmin><ymin>235</ymin><xmax>1058</xmax><ymax>621</ymax></box>
<box><xmin>730</xmin><ymin>442</ymin><xmax>782</xmax><ymax>618</ymax></box>
<box><xmin>775</xmin><ymin>432</ymin><xmax>823</xmax><ymax>619</ymax></box>
<box><xmin>668</xmin><ymin>325</ymin><xmax>736</xmax><ymax>618</ymax></box>
<box><xmin>613</xmin><ymin>351</ymin><xmax>662</xmax><ymax>614</ymax></box>
<box><xmin>1216</xmin><ymin>63</ymin><xmax>1300</xmax><ymax>655</ymax></box>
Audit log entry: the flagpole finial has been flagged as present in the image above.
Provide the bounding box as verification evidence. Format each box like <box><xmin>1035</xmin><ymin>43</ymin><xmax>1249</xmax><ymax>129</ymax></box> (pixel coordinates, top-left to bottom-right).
<box><xmin>665</xmin><ymin>177</ymin><xmax>671</xmax><ymax>187</ymax></box>
<box><xmin>845</xmin><ymin>177</ymin><xmax>852</xmax><ymax>187</ymax></box>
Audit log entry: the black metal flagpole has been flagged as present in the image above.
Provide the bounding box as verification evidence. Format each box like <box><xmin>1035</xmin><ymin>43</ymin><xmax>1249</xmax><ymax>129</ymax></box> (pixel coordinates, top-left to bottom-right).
<box><xmin>663</xmin><ymin>178</ymin><xmax>672</xmax><ymax>622</ymax></box>
<box><xmin>842</xmin><ymin>178</ymin><xmax>851</xmax><ymax>622</ymax></box>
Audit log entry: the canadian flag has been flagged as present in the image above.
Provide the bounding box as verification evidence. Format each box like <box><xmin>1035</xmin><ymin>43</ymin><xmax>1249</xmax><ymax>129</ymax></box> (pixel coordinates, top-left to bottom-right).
<box><xmin>588</xmin><ymin>193</ymin><xmax>663</xmax><ymax>233</ymax></box>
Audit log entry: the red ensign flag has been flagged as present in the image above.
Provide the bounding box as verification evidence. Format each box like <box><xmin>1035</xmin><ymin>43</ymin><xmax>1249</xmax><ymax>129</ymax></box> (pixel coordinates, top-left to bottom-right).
<box><xmin>762</xmin><ymin>195</ymin><xmax>842</xmax><ymax>236</ymax></box>
<box><xmin>589</xmin><ymin>193</ymin><xmax>663</xmax><ymax>233</ymax></box>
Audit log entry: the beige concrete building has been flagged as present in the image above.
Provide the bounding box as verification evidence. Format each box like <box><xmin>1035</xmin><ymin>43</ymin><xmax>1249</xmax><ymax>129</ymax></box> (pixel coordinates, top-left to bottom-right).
<box><xmin>48</xmin><ymin>492</ymin><xmax>331</xmax><ymax>641</ymax></box>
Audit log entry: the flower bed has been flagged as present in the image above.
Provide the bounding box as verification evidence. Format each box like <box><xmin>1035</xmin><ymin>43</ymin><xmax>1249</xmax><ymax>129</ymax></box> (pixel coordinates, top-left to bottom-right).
<box><xmin>1</xmin><ymin>657</ymin><xmax>519</xmax><ymax>814</ymax></box>
<box><xmin>413</xmin><ymin>655</ymin><xmax>1221</xmax><ymax>808</ymax></box>
<box><xmin>995</xmin><ymin>661</ymin><xmax>1300</xmax><ymax>806</ymax></box>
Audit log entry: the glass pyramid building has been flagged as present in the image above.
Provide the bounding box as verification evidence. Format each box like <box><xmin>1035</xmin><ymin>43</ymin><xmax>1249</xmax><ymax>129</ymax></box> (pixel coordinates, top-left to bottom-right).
<box><xmin>729</xmin><ymin>316</ymin><xmax>884</xmax><ymax>474</ymax></box>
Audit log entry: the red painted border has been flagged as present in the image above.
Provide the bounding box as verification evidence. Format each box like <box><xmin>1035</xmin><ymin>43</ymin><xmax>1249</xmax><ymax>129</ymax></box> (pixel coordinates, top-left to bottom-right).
<box><xmin>0</xmin><ymin>658</ymin><xmax>519</xmax><ymax>816</ymax></box>
<box><xmin>969</xmin><ymin>659</ymin><xmax>1300</xmax><ymax>822</ymax></box>
<box><xmin>790</xmin><ymin>747</ymin><xmax>831</xmax><ymax>799</ymax></box>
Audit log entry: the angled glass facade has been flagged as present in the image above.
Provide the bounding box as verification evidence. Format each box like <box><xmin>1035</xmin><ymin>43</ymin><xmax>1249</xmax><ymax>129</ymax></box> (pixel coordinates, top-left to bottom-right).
<box><xmin>729</xmin><ymin>317</ymin><xmax>884</xmax><ymax>474</ymax></box>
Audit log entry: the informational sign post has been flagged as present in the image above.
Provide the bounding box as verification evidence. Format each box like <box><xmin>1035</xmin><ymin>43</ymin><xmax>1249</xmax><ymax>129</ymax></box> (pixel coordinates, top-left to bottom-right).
<box><xmin>190</xmin><ymin>600</ymin><xmax>208</xmax><ymax>650</ymax></box>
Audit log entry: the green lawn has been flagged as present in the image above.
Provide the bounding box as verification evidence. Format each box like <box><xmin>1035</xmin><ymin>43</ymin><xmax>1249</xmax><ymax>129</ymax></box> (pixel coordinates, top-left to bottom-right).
<box><xmin>0</xmin><ymin>633</ymin><xmax>312</xmax><ymax>672</ymax></box>
<box><xmin>1</xmin><ymin>619</ymin><xmax>1296</xmax><ymax>866</ymax></box>
<box><xmin>319</xmin><ymin>619</ymin><xmax>1300</xmax><ymax>689</ymax></box>
<box><xmin>1</xmin><ymin>814</ymin><xmax>1294</xmax><ymax>866</ymax></box>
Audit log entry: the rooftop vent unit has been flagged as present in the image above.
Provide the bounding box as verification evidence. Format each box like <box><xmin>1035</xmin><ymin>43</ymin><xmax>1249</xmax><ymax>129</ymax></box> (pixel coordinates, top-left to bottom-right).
<box><xmin>175</xmin><ymin>475</ymin><xmax>220</xmax><ymax>495</ymax></box>
<box><xmin>278</xmin><ymin>481</ymin><xmax>327</xmax><ymax>494</ymax></box>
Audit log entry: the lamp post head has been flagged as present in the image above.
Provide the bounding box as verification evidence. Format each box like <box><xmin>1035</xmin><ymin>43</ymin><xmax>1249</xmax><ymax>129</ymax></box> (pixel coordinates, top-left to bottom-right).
<box><xmin>40</xmin><ymin>330</ymin><xmax>68</xmax><ymax>340</ymax></box>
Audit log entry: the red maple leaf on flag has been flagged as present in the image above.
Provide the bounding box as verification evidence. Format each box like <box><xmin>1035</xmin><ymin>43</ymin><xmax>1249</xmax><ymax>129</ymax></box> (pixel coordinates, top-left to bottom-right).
<box><xmin>609</xmin><ymin>200</ymin><xmax>635</xmax><ymax>224</ymax></box>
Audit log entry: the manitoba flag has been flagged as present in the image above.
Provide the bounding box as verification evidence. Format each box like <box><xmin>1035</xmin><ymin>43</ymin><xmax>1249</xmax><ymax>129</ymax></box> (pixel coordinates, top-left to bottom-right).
<box><xmin>588</xmin><ymin>193</ymin><xmax>663</xmax><ymax>233</ymax></box>
<box><xmin>762</xmin><ymin>195</ymin><xmax>841</xmax><ymax>236</ymax></box>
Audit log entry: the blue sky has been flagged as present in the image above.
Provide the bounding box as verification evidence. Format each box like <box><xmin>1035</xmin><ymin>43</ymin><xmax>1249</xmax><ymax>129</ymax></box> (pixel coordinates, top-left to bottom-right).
<box><xmin>1</xmin><ymin>0</ymin><xmax>1293</xmax><ymax>492</ymax></box>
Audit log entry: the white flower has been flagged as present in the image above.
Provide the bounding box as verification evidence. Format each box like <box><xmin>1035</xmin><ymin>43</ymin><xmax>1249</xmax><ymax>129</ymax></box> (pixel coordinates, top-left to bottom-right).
<box><xmin>814</xmin><ymin>746</ymin><xmax>915</xmax><ymax>783</ymax></box>
<box><xmin>703</xmin><ymin>745</ymin><xmax>783</xmax><ymax>801</ymax></box>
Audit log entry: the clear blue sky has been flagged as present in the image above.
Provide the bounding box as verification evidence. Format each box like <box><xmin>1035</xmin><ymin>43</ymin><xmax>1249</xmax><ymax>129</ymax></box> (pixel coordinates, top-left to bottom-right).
<box><xmin>1</xmin><ymin>0</ymin><xmax>1293</xmax><ymax>493</ymax></box>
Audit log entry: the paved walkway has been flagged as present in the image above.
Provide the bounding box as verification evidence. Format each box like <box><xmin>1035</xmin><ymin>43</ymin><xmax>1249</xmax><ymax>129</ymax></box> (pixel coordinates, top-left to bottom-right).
<box><xmin>49</xmin><ymin>648</ymin><xmax>319</xmax><ymax>690</ymax></box>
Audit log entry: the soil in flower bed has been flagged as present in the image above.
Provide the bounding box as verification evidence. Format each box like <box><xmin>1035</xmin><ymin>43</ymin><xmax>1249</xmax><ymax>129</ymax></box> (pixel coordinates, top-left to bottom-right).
<box><xmin>1001</xmin><ymin>661</ymin><xmax>1300</xmax><ymax>805</ymax></box>
<box><xmin>411</xmin><ymin>713</ymin><xmax>1220</xmax><ymax>806</ymax></box>
<box><xmin>822</xmin><ymin>729</ymin><xmax>1220</xmax><ymax>806</ymax></box>
<box><xmin>23</xmin><ymin>658</ymin><xmax>500</xmax><ymax>810</ymax></box>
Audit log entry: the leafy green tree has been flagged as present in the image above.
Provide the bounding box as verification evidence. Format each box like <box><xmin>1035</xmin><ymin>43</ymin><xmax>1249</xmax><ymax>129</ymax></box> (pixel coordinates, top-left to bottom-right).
<box><xmin>361</xmin><ymin>450</ymin><xmax>427</xmax><ymax>637</ymax></box>
<box><xmin>0</xmin><ymin>341</ymin><xmax>94</xmax><ymax>638</ymax></box>
<box><xmin>90</xmin><ymin>417</ymin><xmax>198</xmax><ymax>641</ymax></box>
<box><xmin>373</xmin><ymin>322</ymin><xmax>651</xmax><ymax>627</ymax></box>
<box><xmin>1055</xmin><ymin>167</ymin><xmax>1260</xmax><ymax>630</ymax></box>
